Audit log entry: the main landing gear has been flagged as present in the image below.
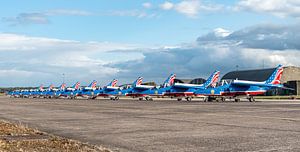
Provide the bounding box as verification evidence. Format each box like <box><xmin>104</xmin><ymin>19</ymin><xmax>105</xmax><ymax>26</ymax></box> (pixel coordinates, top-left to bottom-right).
<box><xmin>234</xmin><ymin>98</ymin><xmax>240</xmax><ymax>102</ymax></box>
<box><xmin>204</xmin><ymin>96</ymin><xmax>215</xmax><ymax>102</ymax></box>
<box><xmin>110</xmin><ymin>96</ymin><xmax>119</xmax><ymax>101</ymax></box>
<box><xmin>145</xmin><ymin>96</ymin><xmax>153</xmax><ymax>101</ymax></box>
<box><xmin>247</xmin><ymin>96</ymin><xmax>255</xmax><ymax>102</ymax></box>
<box><xmin>177</xmin><ymin>97</ymin><xmax>192</xmax><ymax>102</ymax></box>
<box><xmin>138</xmin><ymin>96</ymin><xmax>153</xmax><ymax>101</ymax></box>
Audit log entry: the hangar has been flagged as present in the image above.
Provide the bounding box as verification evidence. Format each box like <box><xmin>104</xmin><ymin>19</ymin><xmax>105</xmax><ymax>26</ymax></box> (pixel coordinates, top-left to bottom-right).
<box><xmin>222</xmin><ymin>66</ymin><xmax>300</xmax><ymax>95</ymax></box>
<box><xmin>174</xmin><ymin>78</ymin><xmax>206</xmax><ymax>84</ymax></box>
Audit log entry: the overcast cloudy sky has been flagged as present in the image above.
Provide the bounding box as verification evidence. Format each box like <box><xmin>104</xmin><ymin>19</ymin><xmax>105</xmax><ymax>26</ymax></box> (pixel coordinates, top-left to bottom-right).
<box><xmin>1</xmin><ymin>0</ymin><xmax>300</xmax><ymax>87</ymax></box>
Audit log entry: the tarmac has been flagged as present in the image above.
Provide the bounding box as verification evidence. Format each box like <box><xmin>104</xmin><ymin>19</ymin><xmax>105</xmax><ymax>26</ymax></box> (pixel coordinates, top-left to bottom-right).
<box><xmin>1</xmin><ymin>96</ymin><xmax>300</xmax><ymax>152</ymax></box>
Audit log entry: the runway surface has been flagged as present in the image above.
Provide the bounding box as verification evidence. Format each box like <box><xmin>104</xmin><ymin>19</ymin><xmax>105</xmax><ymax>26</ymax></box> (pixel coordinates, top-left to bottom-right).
<box><xmin>1</xmin><ymin>97</ymin><xmax>300</xmax><ymax>152</ymax></box>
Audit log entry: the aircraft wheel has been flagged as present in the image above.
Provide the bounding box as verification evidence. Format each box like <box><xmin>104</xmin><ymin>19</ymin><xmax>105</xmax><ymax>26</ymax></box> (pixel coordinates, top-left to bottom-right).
<box><xmin>145</xmin><ymin>97</ymin><xmax>152</xmax><ymax>101</ymax></box>
<box><xmin>221</xmin><ymin>97</ymin><xmax>226</xmax><ymax>102</ymax></box>
<box><xmin>208</xmin><ymin>97</ymin><xmax>214</xmax><ymax>102</ymax></box>
<box><xmin>139</xmin><ymin>98</ymin><xmax>143</xmax><ymax>101</ymax></box>
<box><xmin>234</xmin><ymin>98</ymin><xmax>240</xmax><ymax>102</ymax></box>
<box><xmin>249</xmin><ymin>97</ymin><xmax>255</xmax><ymax>102</ymax></box>
<box><xmin>186</xmin><ymin>97</ymin><xmax>192</xmax><ymax>102</ymax></box>
<box><xmin>177</xmin><ymin>98</ymin><xmax>182</xmax><ymax>101</ymax></box>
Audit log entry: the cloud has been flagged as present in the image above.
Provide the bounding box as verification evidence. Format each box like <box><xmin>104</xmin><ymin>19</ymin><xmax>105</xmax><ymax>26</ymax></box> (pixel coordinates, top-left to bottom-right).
<box><xmin>45</xmin><ymin>9</ymin><xmax>92</xmax><ymax>16</ymax></box>
<box><xmin>110</xmin><ymin>45</ymin><xmax>300</xmax><ymax>85</ymax></box>
<box><xmin>197</xmin><ymin>24</ymin><xmax>300</xmax><ymax>50</ymax></box>
<box><xmin>0</xmin><ymin>33</ymin><xmax>142</xmax><ymax>86</ymax></box>
<box><xmin>0</xmin><ymin>33</ymin><xmax>141</xmax><ymax>52</ymax></box>
<box><xmin>142</xmin><ymin>2</ymin><xmax>153</xmax><ymax>9</ymax></box>
<box><xmin>159</xmin><ymin>0</ymin><xmax>223</xmax><ymax>17</ymax></box>
<box><xmin>109</xmin><ymin>24</ymin><xmax>300</xmax><ymax>83</ymax></box>
<box><xmin>2</xmin><ymin>9</ymin><xmax>92</xmax><ymax>25</ymax></box>
<box><xmin>175</xmin><ymin>0</ymin><xmax>202</xmax><ymax>17</ymax></box>
<box><xmin>2</xmin><ymin>13</ymin><xmax>49</xmax><ymax>25</ymax></box>
<box><xmin>108</xmin><ymin>10</ymin><xmax>158</xmax><ymax>18</ymax></box>
<box><xmin>1</xmin><ymin>24</ymin><xmax>300</xmax><ymax>87</ymax></box>
<box><xmin>236</xmin><ymin>0</ymin><xmax>300</xmax><ymax>18</ymax></box>
<box><xmin>160</xmin><ymin>1</ymin><xmax>174</xmax><ymax>10</ymax></box>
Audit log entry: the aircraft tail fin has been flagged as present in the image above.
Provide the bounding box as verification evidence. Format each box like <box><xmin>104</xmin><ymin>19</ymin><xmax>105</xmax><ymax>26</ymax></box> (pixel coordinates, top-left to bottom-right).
<box><xmin>60</xmin><ymin>83</ymin><xmax>66</xmax><ymax>90</ymax></box>
<box><xmin>203</xmin><ymin>70</ymin><xmax>220</xmax><ymax>88</ymax></box>
<box><xmin>163</xmin><ymin>74</ymin><xmax>176</xmax><ymax>87</ymax></box>
<box><xmin>88</xmin><ymin>80</ymin><xmax>97</xmax><ymax>89</ymax></box>
<box><xmin>107</xmin><ymin>79</ymin><xmax>118</xmax><ymax>87</ymax></box>
<box><xmin>49</xmin><ymin>84</ymin><xmax>54</xmax><ymax>90</ymax></box>
<box><xmin>133</xmin><ymin>77</ymin><xmax>143</xmax><ymax>87</ymax></box>
<box><xmin>39</xmin><ymin>85</ymin><xmax>44</xmax><ymax>91</ymax></box>
<box><xmin>72</xmin><ymin>82</ymin><xmax>81</xmax><ymax>90</ymax></box>
<box><xmin>265</xmin><ymin>65</ymin><xmax>283</xmax><ymax>85</ymax></box>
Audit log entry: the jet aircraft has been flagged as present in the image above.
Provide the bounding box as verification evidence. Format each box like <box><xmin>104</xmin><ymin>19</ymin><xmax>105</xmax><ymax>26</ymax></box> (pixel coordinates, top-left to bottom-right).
<box><xmin>80</xmin><ymin>80</ymin><xmax>98</xmax><ymax>99</ymax></box>
<box><xmin>164</xmin><ymin>71</ymin><xmax>220</xmax><ymax>101</ymax></box>
<box><xmin>194</xmin><ymin>65</ymin><xmax>286</xmax><ymax>102</ymax></box>
<box><xmin>124</xmin><ymin>74</ymin><xmax>178</xmax><ymax>101</ymax></box>
<box><xmin>61</xmin><ymin>82</ymin><xmax>81</xmax><ymax>99</ymax></box>
<box><xmin>95</xmin><ymin>79</ymin><xmax>123</xmax><ymax>100</ymax></box>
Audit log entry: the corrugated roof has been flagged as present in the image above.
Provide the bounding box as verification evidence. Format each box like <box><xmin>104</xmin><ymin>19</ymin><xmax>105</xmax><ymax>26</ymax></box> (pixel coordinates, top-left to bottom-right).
<box><xmin>222</xmin><ymin>68</ymin><xmax>276</xmax><ymax>81</ymax></box>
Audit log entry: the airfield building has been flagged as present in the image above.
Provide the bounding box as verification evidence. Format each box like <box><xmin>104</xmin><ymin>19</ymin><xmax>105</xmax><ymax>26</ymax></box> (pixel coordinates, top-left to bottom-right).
<box><xmin>174</xmin><ymin>78</ymin><xmax>206</xmax><ymax>84</ymax></box>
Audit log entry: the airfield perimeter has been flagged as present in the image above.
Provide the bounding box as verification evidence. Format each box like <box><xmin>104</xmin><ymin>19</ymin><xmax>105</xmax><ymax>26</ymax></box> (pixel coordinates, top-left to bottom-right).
<box><xmin>0</xmin><ymin>97</ymin><xmax>300</xmax><ymax>152</ymax></box>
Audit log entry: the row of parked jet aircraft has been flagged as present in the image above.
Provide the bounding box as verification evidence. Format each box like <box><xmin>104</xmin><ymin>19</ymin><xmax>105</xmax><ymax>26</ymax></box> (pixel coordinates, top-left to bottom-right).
<box><xmin>7</xmin><ymin>65</ymin><xmax>286</xmax><ymax>102</ymax></box>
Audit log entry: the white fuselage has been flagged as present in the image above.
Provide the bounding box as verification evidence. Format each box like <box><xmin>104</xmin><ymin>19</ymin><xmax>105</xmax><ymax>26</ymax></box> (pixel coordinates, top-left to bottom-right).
<box><xmin>173</xmin><ymin>83</ymin><xmax>204</xmax><ymax>88</ymax></box>
<box><xmin>105</xmin><ymin>86</ymin><xmax>120</xmax><ymax>90</ymax></box>
<box><xmin>134</xmin><ymin>84</ymin><xmax>155</xmax><ymax>89</ymax></box>
<box><xmin>232</xmin><ymin>80</ymin><xmax>266</xmax><ymax>85</ymax></box>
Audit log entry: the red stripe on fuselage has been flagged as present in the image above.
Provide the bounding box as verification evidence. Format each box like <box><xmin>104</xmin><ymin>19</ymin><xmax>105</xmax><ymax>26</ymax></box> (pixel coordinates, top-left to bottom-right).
<box><xmin>98</xmin><ymin>93</ymin><xmax>110</xmax><ymax>97</ymax></box>
<box><xmin>220</xmin><ymin>91</ymin><xmax>266</xmax><ymax>96</ymax></box>
<box><xmin>126</xmin><ymin>93</ymin><xmax>147</xmax><ymax>97</ymax></box>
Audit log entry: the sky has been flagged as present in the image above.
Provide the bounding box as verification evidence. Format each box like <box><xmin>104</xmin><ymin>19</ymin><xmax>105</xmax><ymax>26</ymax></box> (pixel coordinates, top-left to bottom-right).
<box><xmin>0</xmin><ymin>0</ymin><xmax>300</xmax><ymax>87</ymax></box>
